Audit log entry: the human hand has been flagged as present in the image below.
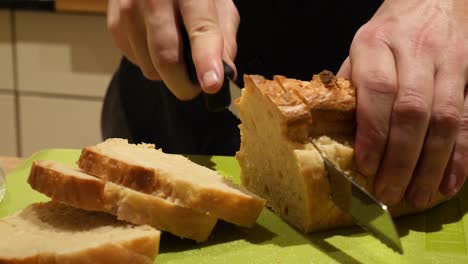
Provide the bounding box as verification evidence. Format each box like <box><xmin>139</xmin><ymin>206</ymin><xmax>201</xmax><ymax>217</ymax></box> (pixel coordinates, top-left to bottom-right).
<box><xmin>107</xmin><ymin>0</ymin><xmax>239</xmax><ymax>100</ymax></box>
<box><xmin>338</xmin><ymin>0</ymin><xmax>468</xmax><ymax>208</ymax></box>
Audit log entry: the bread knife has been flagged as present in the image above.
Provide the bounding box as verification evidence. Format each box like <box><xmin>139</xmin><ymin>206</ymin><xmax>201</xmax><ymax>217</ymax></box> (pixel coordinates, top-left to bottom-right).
<box><xmin>311</xmin><ymin>142</ymin><xmax>403</xmax><ymax>254</ymax></box>
<box><xmin>181</xmin><ymin>28</ymin><xmax>241</xmax><ymax>118</ymax></box>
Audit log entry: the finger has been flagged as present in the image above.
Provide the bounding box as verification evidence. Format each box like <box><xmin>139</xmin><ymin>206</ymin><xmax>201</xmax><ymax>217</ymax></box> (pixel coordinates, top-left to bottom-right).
<box><xmin>337</xmin><ymin>57</ymin><xmax>351</xmax><ymax>79</ymax></box>
<box><xmin>215</xmin><ymin>0</ymin><xmax>239</xmax><ymax>79</ymax></box>
<box><xmin>349</xmin><ymin>32</ymin><xmax>398</xmax><ymax>182</ymax></box>
<box><xmin>375</xmin><ymin>51</ymin><xmax>434</xmax><ymax>206</ymax></box>
<box><xmin>143</xmin><ymin>0</ymin><xmax>199</xmax><ymax>100</ymax></box>
<box><xmin>119</xmin><ymin>0</ymin><xmax>159</xmax><ymax>80</ymax></box>
<box><xmin>107</xmin><ymin>0</ymin><xmax>137</xmax><ymax>64</ymax></box>
<box><xmin>179</xmin><ymin>0</ymin><xmax>224</xmax><ymax>93</ymax></box>
<box><xmin>440</xmin><ymin>84</ymin><xmax>468</xmax><ymax>197</ymax></box>
<box><xmin>406</xmin><ymin>67</ymin><xmax>464</xmax><ymax>208</ymax></box>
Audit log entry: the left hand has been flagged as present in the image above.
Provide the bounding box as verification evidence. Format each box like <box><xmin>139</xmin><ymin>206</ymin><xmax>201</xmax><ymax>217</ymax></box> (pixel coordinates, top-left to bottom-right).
<box><xmin>338</xmin><ymin>0</ymin><xmax>468</xmax><ymax>209</ymax></box>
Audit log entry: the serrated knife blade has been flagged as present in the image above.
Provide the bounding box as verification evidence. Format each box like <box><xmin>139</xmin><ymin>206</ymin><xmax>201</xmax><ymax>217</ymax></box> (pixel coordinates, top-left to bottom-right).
<box><xmin>312</xmin><ymin>142</ymin><xmax>403</xmax><ymax>254</ymax></box>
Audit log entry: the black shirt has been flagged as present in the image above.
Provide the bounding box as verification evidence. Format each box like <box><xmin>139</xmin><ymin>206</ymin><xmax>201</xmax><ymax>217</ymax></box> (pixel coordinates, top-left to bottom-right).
<box><xmin>101</xmin><ymin>1</ymin><xmax>382</xmax><ymax>155</ymax></box>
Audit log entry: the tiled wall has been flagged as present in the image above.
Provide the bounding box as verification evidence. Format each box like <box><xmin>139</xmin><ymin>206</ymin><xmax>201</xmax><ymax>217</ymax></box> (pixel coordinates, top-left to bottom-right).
<box><xmin>0</xmin><ymin>10</ymin><xmax>121</xmax><ymax>157</ymax></box>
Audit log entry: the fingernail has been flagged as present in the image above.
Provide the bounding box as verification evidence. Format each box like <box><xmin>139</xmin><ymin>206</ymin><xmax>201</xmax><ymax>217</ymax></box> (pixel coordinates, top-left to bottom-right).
<box><xmin>377</xmin><ymin>186</ymin><xmax>404</xmax><ymax>206</ymax></box>
<box><xmin>202</xmin><ymin>70</ymin><xmax>219</xmax><ymax>91</ymax></box>
<box><xmin>408</xmin><ymin>186</ymin><xmax>432</xmax><ymax>209</ymax></box>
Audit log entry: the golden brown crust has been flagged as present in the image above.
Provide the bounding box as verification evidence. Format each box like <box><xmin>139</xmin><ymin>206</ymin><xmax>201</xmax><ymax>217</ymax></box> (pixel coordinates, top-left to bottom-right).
<box><xmin>248</xmin><ymin>75</ymin><xmax>312</xmax><ymax>126</ymax></box>
<box><xmin>244</xmin><ymin>72</ymin><xmax>356</xmax><ymax>141</ymax></box>
<box><xmin>28</xmin><ymin>161</ymin><xmax>218</xmax><ymax>242</ymax></box>
<box><xmin>78</xmin><ymin>146</ymin><xmax>266</xmax><ymax>228</ymax></box>
<box><xmin>273</xmin><ymin>71</ymin><xmax>356</xmax><ymax>138</ymax></box>
<box><xmin>243</xmin><ymin>75</ymin><xmax>311</xmax><ymax>142</ymax></box>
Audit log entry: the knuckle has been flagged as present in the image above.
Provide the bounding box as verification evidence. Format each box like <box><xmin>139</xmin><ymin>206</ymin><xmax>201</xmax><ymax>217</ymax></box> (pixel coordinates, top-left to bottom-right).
<box><xmin>151</xmin><ymin>43</ymin><xmax>179</xmax><ymax>65</ymax></box>
<box><xmin>354</xmin><ymin>22</ymin><xmax>391</xmax><ymax>47</ymax></box>
<box><xmin>356</xmin><ymin>71</ymin><xmax>398</xmax><ymax>95</ymax></box>
<box><xmin>118</xmin><ymin>0</ymin><xmax>135</xmax><ymax>16</ymax></box>
<box><xmin>394</xmin><ymin>93</ymin><xmax>430</xmax><ymax>121</ymax></box>
<box><xmin>148</xmin><ymin>30</ymin><xmax>180</xmax><ymax>65</ymax></box>
<box><xmin>189</xmin><ymin>20</ymin><xmax>221</xmax><ymax>39</ymax></box>
<box><xmin>411</xmin><ymin>32</ymin><xmax>439</xmax><ymax>52</ymax></box>
<box><xmin>432</xmin><ymin>106</ymin><xmax>461</xmax><ymax>131</ymax></box>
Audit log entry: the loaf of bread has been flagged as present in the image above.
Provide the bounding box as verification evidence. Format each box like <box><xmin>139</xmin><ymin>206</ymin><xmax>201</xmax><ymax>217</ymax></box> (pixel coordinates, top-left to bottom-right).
<box><xmin>28</xmin><ymin>160</ymin><xmax>217</xmax><ymax>242</ymax></box>
<box><xmin>77</xmin><ymin>139</ymin><xmax>266</xmax><ymax>227</ymax></box>
<box><xmin>0</xmin><ymin>202</ymin><xmax>160</xmax><ymax>264</ymax></box>
<box><xmin>235</xmin><ymin>71</ymin><xmax>445</xmax><ymax>232</ymax></box>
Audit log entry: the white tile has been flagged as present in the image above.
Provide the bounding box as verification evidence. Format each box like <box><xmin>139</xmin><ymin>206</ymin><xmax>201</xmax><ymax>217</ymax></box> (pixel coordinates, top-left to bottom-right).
<box><xmin>15</xmin><ymin>11</ymin><xmax>121</xmax><ymax>97</ymax></box>
<box><xmin>0</xmin><ymin>93</ymin><xmax>17</xmax><ymax>156</ymax></box>
<box><xmin>0</xmin><ymin>10</ymin><xmax>14</xmax><ymax>91</ymax></box>
<box><xmin>20</xmin><ymin>95</ymin><xmax>103</xmax><ymax>156</ymax></box>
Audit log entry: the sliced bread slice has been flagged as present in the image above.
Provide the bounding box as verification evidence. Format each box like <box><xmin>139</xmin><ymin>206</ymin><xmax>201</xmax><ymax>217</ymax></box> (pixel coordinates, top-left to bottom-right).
<box><xmin>0</xmin><ymin>201</ymin><xmax>160</xmax><ymax>264</ymax></box>
<box><xmin>77</xmin><ymin>139</ymin><xmax>266</xmax><ymax>227</ymax></box>
<box><xmin>28</xmin><ymin>160</ymin><xmax>217</xmax><ymax>242</ymax></box>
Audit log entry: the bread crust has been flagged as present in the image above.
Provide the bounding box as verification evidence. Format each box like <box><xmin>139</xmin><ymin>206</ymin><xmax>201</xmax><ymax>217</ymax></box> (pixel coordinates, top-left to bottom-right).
<box><xmin>244</xmin><ymin>72</ymin><xmax>356</xmax><ymax>142</ymax></box>
<box><xmin>77</xmin><ymin>145</ymin><xmax>266</xmax><ymax>228</ymax></box>
<box><xmin>245</xmin><ymin>75</ymin><xmax>311</xmax><ymax>142</ymax></box>
<box><xmin>28</xmin><ymin>161</ymin><xmax>218</xmax><ymax>242</ymax></box>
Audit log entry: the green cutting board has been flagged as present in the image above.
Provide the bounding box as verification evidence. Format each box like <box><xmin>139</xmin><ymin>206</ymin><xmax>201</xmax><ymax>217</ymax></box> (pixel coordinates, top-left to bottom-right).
<box><xmin>1</xmin><ymin>149</ymin><xmax>468</xmax><ymax>263</ymax></box>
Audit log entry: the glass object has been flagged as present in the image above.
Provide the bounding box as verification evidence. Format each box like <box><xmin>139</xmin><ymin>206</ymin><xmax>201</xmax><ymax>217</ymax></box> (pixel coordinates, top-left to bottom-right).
<box><xmin>0</xmin><ymin>162</ymin><xmax>5</xmax><ymax>203</ymax></box>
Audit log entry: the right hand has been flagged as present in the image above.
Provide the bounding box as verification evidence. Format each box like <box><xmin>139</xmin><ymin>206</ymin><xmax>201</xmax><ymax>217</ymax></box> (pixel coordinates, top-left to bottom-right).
<box><xmin>107</xmin><ymin>0</ymin><xmax>240</xmax><ymax>100</ymax></box>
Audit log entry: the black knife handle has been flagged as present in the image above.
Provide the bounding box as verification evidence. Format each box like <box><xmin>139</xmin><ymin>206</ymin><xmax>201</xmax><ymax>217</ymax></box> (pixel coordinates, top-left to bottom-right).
<box><xmin>181</xmin><ymin>27</ymin><xmax>234</xmax><ymax>112</ymax></box>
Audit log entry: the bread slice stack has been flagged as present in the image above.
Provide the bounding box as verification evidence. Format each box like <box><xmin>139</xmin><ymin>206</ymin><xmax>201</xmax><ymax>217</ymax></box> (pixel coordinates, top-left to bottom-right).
<box><xmin>1</xmin><ymin>139</ymin><xmax>265</xmax><ymax>263</ymax></box>
<box><xmin>28</xmin><ymin>160</ymin><xmax>218</xmax><ymax>242</ymax></box>
<box><xmin>235</xmin><ymin>71</ymin><xmax>446</xmax><ymax>232</ymax></box>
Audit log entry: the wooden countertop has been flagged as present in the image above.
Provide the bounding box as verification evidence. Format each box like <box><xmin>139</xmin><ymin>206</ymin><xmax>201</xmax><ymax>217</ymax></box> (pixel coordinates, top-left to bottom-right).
<box><xmin>0</xmin><ymin>157</ymin><xmax>24</xmax><ymax>175</ymax></box>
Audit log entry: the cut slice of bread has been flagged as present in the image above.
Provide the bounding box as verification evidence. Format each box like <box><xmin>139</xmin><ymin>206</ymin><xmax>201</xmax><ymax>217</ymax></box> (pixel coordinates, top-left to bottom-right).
<box><xmin>77</xmin><ymin>139</ymin><xmax>266</xmax><ymax>227</ymax></box>
<box><xmin>235</xmin><ymin>72</ymin><xmax>446</xmax><ymax>232</ymax></box>
<box><xmin>28</xmin><ymin>160</ymin><xmax>218</xmax><ymax>242</ymax></box>
<box><xmin>0</xmin><ymin>201</ymin><xmax>160</xmax><ymax>264</ymax></box>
